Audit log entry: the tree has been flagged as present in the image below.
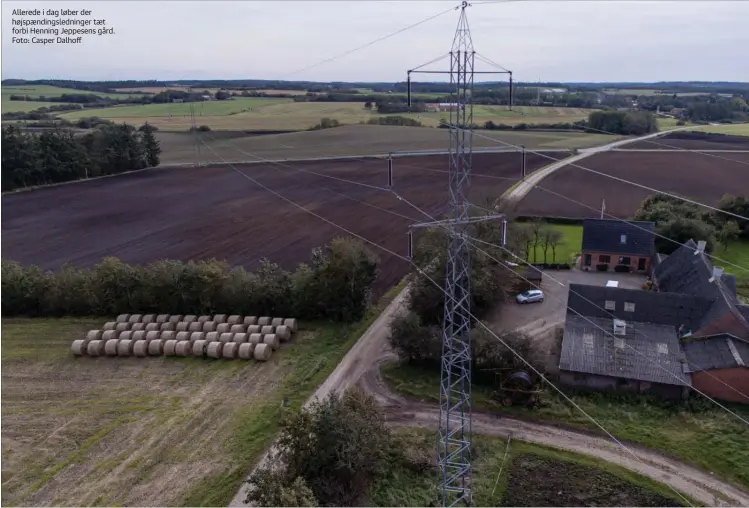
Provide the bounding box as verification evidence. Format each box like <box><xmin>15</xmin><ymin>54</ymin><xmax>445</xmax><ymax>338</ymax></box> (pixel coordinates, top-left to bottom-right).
<box><xmin>364</xmin><ymin>100</ymin><xmax>372</xmax><ymax>109</ymax></box>
<box><xmin>547</xmin><ymin>229</ymin><xmax>563</xmax><ymax>263</ymax></box>
<box><xmin>718</xmin><ymin>221</ymin><xmax>741</xmax><ymax>251</ymax></box>
<box><xmin>656</xmin><ymin>217</ymin><xmax>717</xmax><ymax>254</ymax></box>
<box><xmin>529</xmin><ymin>220</ymin><xmax>544</xmax><ymax>263</ymax></box>
<box><xmin>139</xmin><ymin>122</ymin><xmax>161</xmax><ymax>167</ymax></box>
<box><xmin>540</xmin><ymin>227</ymin><xmax>553</xmax><ymax>264</ymax></box>
<box><xmin>245</xmin><ymin>389</ymin><xmax>391</xmax><ymax>507</ymax></box>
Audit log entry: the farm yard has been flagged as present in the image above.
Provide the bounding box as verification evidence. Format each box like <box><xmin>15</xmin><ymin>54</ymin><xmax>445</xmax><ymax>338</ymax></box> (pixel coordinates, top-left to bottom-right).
<box><xmin>0</xmin><ymin>152</ymin><xmax>550</xmax><ymax>294</ymax></box>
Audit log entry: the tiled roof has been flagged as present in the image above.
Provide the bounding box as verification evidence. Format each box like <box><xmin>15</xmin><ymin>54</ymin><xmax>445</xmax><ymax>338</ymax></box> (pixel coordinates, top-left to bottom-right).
<box><xmin>682</xmin><ymin>334</ymin><xmax>749</xmax><ymax>371</ymax></box>
<box><xmin>559</xmin><ymin>315</ymin><xmax>690</xmax><ymax>386</ymax></box>
<box><xmin>567</xmin><ymin>283</ymin><xmax>713</xmax><ymax>332</ymax></box>
<box><xmin>581</xmin><ymin>219</ymin><xmax>655</xmax><ymax>256</ymax></box>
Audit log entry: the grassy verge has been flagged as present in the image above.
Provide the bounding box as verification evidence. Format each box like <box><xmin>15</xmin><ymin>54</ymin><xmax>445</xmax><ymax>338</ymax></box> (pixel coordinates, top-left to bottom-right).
<box><xmin>381</xmin><ymin>363</ymin><xmax>749</xmax><ymax>492</ymax></box>
<box><xmin>370</xmin><ymin>428</ymin><xmax>694</xmax><ymax>506</ymax></box>
<box><xmin>178</xmin><ymin>279</ymin><xmax>409</xmax><ymax>506</ymax></box>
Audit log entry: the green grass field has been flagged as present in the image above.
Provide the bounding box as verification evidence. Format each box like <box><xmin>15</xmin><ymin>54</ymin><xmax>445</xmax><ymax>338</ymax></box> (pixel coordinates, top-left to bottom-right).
<box><xmin>1</xmin><ymin>99</ymin><xmax>69</xmax><ymax>113</ymax></box>
<box><xmin>526</xmin><ymin>224</ymin><xmax>583</xmax><ymax>264</ymax></box>
<box><xmin>372</xmin><ymin>429</ymin><xmax>692</xmax><ymax>507</ymax></box>
<box><xmin>0</xmin><ymin>282</ymin><xmax>405</xmax><ymax>507</ymax></box>
<box><xmin>2</xmin><ymin>85</ymin><xmax>140</xmax><ymax>100</ymax></box>
<box><xmin>687</xmin><ymin>123</ymin><xmax>749</xmax><ymax>137</ymax></box>
<box><xmin>381</xmin><ymin>363</ymin><xmax>749</xmax><ymax>492</ymax></box>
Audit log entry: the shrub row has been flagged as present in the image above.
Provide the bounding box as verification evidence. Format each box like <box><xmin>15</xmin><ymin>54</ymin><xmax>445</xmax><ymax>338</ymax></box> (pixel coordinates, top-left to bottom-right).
<box><xmin>1</xmin><ymin>237</ymin><xmax>379</xmax><ymax>322</ymax></box>
<box><xmin>530</xmin><ymin>262</ymin><xmax>572</xmax><ymax>270</ymax></box>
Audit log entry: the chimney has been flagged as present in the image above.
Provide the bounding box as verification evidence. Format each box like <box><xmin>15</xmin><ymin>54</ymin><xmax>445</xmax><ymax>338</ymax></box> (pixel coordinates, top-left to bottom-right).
<box><xmin>694</xmin><ymin>240</ymin><xmax>707</xmax><ymax>255</ymax></box>
<box><xmin>613</xmin><ymin>319</ymin><xmax>627</xmax><ymax>336</ymax></box>
<box><xmin>709</xmin><ymin>266</ymin><xmax>724</xmax><ymax>283</ymax></box>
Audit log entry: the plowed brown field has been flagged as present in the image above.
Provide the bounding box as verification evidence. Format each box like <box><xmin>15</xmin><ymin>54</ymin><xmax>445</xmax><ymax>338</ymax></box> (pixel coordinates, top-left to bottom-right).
<box><xmin>1</xmin><ymin>152</ymin><xmax>547</xmax><ymax>293</ymax></box>
<box><xmin>517</xmin><ymin>151</ymin><xmax>749</xmax><ymax>219</ymax></box>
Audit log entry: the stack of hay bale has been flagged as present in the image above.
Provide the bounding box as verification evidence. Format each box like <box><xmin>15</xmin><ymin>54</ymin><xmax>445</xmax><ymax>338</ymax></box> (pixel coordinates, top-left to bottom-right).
<box><xmin>70</xmin><ymin>314</ymin><xmax>298</xmax><ymax>362</ymax></box>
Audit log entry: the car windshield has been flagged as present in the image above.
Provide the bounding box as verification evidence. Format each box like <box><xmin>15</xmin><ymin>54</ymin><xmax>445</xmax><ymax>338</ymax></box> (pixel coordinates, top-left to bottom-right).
<box><xmin>521</xmin><ymin>291</ymin><xmax>533</xmax><ymax>296</ymax></box>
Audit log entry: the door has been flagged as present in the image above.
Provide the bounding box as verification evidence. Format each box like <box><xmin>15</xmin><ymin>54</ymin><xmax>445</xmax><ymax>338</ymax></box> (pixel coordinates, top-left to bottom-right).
<box><xmin>584</xmin><ymin>254</ymin><xmax>592</xmax><ymax>266</ymax></box>
<box><xmin>638</xmin><ymin>258</ymin><xmax>646</xmax><ymax>271</ymax></box>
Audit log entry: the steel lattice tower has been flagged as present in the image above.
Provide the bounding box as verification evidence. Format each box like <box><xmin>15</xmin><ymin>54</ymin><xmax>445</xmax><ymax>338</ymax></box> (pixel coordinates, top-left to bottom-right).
<box><xmin>437</xmin><ymin>4</ymin><xmax>475</xmax><ymax>506</ymax></box>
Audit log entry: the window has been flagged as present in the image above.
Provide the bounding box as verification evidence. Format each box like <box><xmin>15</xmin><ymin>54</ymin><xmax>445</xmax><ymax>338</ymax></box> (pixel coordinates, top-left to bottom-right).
<box><xmin>599</xmin><ymin>255</ymin><xmax>611</xmax><ymax>263</ymax></box>
<box><xmin>620</xmin><ymin>234</ymin><xmax>627</xmax><ymax>244</ymax></box>
<box><xmin>624</xmin><ymin>302</ymin><xmax>635</xmax><ymax>312</ymax></box>
<box><xmin>619</xmin><ymin>256</ymin><xmax>631</xmax><ymax>265</ymax></box>
<box><xmin>605</xmin><ymin>300</ymin><xmax>616</xmax><ymax>310</ymax></box>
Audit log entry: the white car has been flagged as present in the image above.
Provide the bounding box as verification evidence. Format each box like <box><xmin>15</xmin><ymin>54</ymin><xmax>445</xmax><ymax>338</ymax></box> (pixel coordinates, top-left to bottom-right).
<box><xmin>516</xmin><ymin>289</ymin><xmax>544</xmax><ymax>304</ymax></box>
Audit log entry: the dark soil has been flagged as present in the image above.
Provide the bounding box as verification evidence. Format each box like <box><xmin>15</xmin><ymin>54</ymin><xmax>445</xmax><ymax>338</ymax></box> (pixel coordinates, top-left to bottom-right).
<box><xmin>1</xmin><ymin>152</ymin><xmax>547</xmax><ymax>295</ymax></box>
<box><xmin>503</xmin><ymin>453</ymin><xmax>682</xmax><ymax>507</ymax></box>
<box><xmin>517</xmin><ymin>151</ymin><xmax>749</xmax><ymax>219</ymax></box>
<box><xmin>623</xmin><ymin>131</ymin><xmax>749</xmax><ymax>150</ymax></box>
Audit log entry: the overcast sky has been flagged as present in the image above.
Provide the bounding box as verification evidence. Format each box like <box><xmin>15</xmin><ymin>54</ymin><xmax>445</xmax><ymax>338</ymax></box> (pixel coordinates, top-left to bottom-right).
<box><xmin>2</xmin><ymin>1</ymin><xmax>748</xmax><ymax>83</ymax></box>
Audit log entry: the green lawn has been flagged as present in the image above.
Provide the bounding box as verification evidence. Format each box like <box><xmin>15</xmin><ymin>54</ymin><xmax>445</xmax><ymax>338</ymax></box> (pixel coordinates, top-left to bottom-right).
<box><xmin>2</xmin><ymin>84</ymin><xmax>141</xmax><ymax>100</ymax></box>
<box><xmin>715</xmin><ymin>240</ymin><xmax>749</xmax><ymax>300</ymax></box>
<box><xmin>372</xmin><ymin>428</ymin><xmax>692</xmax><ymax>506</ymax></box>
<box><xmin>527</xmin><ymin>224</ymin><xmax>583</xmax><ymax>264</ymax></box>
<box><xmin>1</xmin><ymin>99</ymin><xmax>69</xmax><ymax>113</ymax></box>
<box><xmin>381</xmin><ymin>363</ymin><xmax>749</xmax><ymax>493</ymax></box>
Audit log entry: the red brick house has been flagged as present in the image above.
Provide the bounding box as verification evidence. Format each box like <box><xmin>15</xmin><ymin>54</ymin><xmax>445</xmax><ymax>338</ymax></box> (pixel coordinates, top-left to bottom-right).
<box><xmin>580</xmin><ymin>219</ymin><xmax>655</xmax><ymax>273</ymax></box>
<box><xmin>682</xmin><ymin>334</ymin><xmax>749</xmax><ymax>404</ymax></box>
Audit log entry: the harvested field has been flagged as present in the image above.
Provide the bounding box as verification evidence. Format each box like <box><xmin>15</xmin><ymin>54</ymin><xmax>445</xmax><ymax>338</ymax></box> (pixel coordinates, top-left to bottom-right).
<box><xmin>517</xmin><ymin>151</ymin><xmax>749</xmax><ymax>219</ymax></box>
<box><xmin>157</xmin><ymin>124</ymin><xmax>617</xmax><ymax>165</ymax></box>
<box><xmin>623</xmin><ymin>131</ymin><xmax>749</xmax><ymax>150</ymax></box>
<box><xmin>1</xmin><ymin>152</ymin><xmax>550</xmax><ymax>294</ymax></box>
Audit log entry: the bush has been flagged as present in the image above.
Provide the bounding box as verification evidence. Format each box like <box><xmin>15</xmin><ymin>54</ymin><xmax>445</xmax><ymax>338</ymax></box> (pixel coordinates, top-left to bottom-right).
<box><xmin>596</xmin><ymin>263</ymin><xmax>609</xmax><ymax>271</ymax></box>
<box><xmin>614</xmin><ymin>264</ymin><xmax>631</xmax><ymax>273</ymax></box>
<box><xmin>1</xmin><ymin>236</ymin><xmax>378</xmax><ymax>322</ymax></box>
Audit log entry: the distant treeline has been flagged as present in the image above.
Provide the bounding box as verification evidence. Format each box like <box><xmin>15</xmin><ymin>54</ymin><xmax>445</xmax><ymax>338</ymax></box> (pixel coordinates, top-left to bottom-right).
<box><xmin>1</xmin><ymin>123</ymin><xmax>161</xmax><ymax>192</ymax></box>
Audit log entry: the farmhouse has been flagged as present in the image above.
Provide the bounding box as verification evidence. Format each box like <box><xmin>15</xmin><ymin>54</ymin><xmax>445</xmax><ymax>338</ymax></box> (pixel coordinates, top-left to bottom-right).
<box><xmin>682</xmin><ymin>333</ymin><xmax>749</xmax><ymax>403</ymax></box>
<box><xmin>437</xmin><ymin>102</ymin><xmax>463</xmax><ymax>112</ymax></box>
<box><xmin>580</xmin><ymin>218</ymin><xmax>655</xmax><ymax>273</ymax></box>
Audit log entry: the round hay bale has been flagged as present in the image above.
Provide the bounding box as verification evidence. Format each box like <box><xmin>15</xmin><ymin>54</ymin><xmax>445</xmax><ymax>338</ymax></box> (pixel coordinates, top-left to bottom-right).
<box><xmin>274</xmin><ymin>325</ymin><xmax>291</xmax><ymax>342</ymax></box>
<box><xmin>148</xmin><ymin>339</ymin><xmax>164</xmax><ymax>356</ymax></box>
<box><xmin>87</xmin><ymin>340</ymin><xmax>106</xmax><ymax>356</ymax></box>
<box><xmin>271</xmin><ymin>317</ymin><xmax>284</xmax><ymax>327</ymax></box>
<box><xmin>207</xmin><ymin>342</ymin><xmax>224</xmax><ymax>359</ymax></box>
<box><xmin>192</xmin><ymin>340</ymin><xmax>207</xmax><ymax>357</ymax></box>
<box><xmin>133</xmin><ymin>340</ymin><xmax>148</xmax><ymax>357</ymax></box>
<box><xmin>115</xmin><ymin>322</ymin><xmax>131</xmax><ymax>332</ymax></box>
<box><xmin>238</xmin><ymin>342</ymin><xmax>255</xmax><ymax>359</ymax></box>
<box><xmin>227</xmin><ymin>315</ymin><xmax>242</xmax><ymax>325</ymax></box>
<box><xmin>189</xmin><ymin>332</ymin><xmax>205</xmax><ymax>344</ymax></box>
<box><xmin>103</xmin><ymin>321</ymin><xmax>117</xmax><ymax>331</ymax></box>
<box><xmin>156</xmin><ymin>314</ymin><xmax>170</xmax><ymax>324</ymax></box>
<box><xmin>145</xmin><ymin>331</ymin><xmax>161</xmax><ymax>343</ymax></box>
<box><xmin>188</xmin><ymin>321</ymin><xmax>203</xmax><ymax>332</ymax></box>
<box><xmin>176</xmin><ymin>322</ymin><xmax>190</xmax><ymax>332</ymax></box>
<box><xmin>142</xmin><ymin>314</ymin><xmax>156</xmax><ymax>324</ymax></box>
<box><xmin>101</xmin><ymin>330</ymin><xmax>119</xmax><ymax>341</ymax></box>
<box><xmin>132</xmin><ymin>330</ymin><xmax>147</xmax><ymax>342</ymax></box>
<box><xmin>145</xmin><ymin>323</ymin><xmax>160</xmax><ymax>332</ymax></box>
<box><xmin>222</xmin><ymin>342</ymin><xmax>238</xmax><ymax>359</ymax></box>
<box><xmin>116</xmin><ymin>314</ymin><xmax>131</xmax><ymax>323</ymax></box>
<box><xmin>261</xmin><ymin>325</ymin><xmax>275</xmax><ymax>335</ymax></box>
<box><xmin>249</xmin><ymin>333</ymin><xmax>263</xmax><ymax>345</ymax></box>
<box><xmin>232</xmin><ymin>333</ymin><xmax>248</xmax><ymax>344</ymax></box>
<box><xmin>254</xmin><ymin>343</ymin><xmax>272</xmax><ymax>361</ymax></box>
<box><xmin>258</xmin><ymin>316</ymin><xmax>271</xmax><ymax>326</ymax></box>
<box><xmin>175</xmin><ymin>341</ymin><xmax>192</xmax><ymax>357</ymax></box>
<box><xmin>159</xmin><ymin>322</ymin><xmax>176</xmax><ymax>331</ymax></box>
<box><xmin>202</xmin><ymin>321</ymin><xmax>217</xmax><ymax>333</ymax></box>
<box><xmin>128</xmin><ymin>314</ymin><xmax>143</xmax><ymax>324</ymax></box>
<box><xmin>230</xmin><ymin>324</ymin><xmax>246</xmax><ymax>334</ymax></box>
<box><xmin>247</xmin><ymin>325</ymin><xmax>261</xmax><ymax>334</ymax></box>
<box><xmin>156</xmin><ymin>330</ymin><xmax>173</xmax><ymax>341</ymax></box>
<box><xmin>119</xmin><ymin>331</ymin><xmax>134</xmax><ymax>341</ymax></box>
<box><xmin>197</xmin><ymin>315</ymin><xmax>212</xmax><ymax>323</ymax></box>
<box><xmin>104</xmin><ymin>339</ymin><xmax>119</xmax><ymax>356</ymax></box>
<box><xmin>283</xmin><ymin>318</ymin><xmax>298</xmax><ymax>333</ymax></box>
<box><xmin>263</xmin><ymin>334</ymin><xmax>280</xmax><ymax>351</ymax></box>
<box><xmin>204</xmin><ymin>332</ymin><xmax>219</xmax><ymax>343</ymax></box>
<box><xmin>168</xmin><ymin>315</ymin><xmax>183</xmax><ymax>324</ymax></box>
<box><xmin>175</xmin><ymin>331</ymin><xmax>191</xmax><ymax>342</ymax></box>
<box><xmin>183</xmin><ymin>315</ymin><xmax>197</xmax><ymax>323</ymax></box>
<box><xmin>131</xmin><ymin>323</ymin><xmax>146</xmax><ymax>332</ymax></box>
<box><xmin>243</xmin><ymin>316</ymin><xmax>258</xmax><ymax>325</ymax></box>
<box><xmin>213</xmin><ymin>314</ymin><xmax>228</xmax><ymax>324</ymax></box>
<box><xmin>219</xmin><ymin>333</ymin><xmax>234</xmax><ymax>343</ymax></box>
<box><xmin>86</xmin><ymin>330</ymin><xmax>103</xmax><ymax>341</ymax></box>
<box><xmin>117</xmin><ymin>339</ymin><xmax>135</xmax><ymax>356</ymax></box>
<box><xmin>71</xmin><ymin>339</ymin><xmax>89</xmax><ymax>356</ymax></box>
<box><xmin>216</xmin><ymin>323</ymin><xmax>231</xmax><ymax>334</ymax></box>
<box><xmin>163</xmin><ymin>340</ymin><xmax>178</xmax><ymax>356</ymax></box>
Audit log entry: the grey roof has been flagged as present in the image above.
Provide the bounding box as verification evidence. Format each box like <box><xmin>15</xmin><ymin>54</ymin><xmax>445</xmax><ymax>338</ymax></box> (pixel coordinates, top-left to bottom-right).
<box><xmin>682</xmin><ymin>334</ymin><xmax>749</xmax><ymax>371</ymax></box>
<box><xmin>567</xmin><ymin>283</ymin><xmax>713</xmax><ymax>332</ymax></box>
<box><xmin>722</xmin><ymin>274</ymin><xmax>737</xmax><ymax>296</ymax></box>
<box><xmin>581</xmin><ymin>219</ymin><xmax>656</xmax><ymax>257</ymax></box>
<box><xmin>739</xmin><ymin>305</ymin><xmax>749</xmax><ymax>323</ymax></box>
<box><xmin>559</xmin><ymin>315</ymin><xmax>690</xmax><ymax>386</ymax></box>
<box><xmin>653</xmin><ymin>239</ymin><xmax>749</xmax><ymax>335</ymax></box>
